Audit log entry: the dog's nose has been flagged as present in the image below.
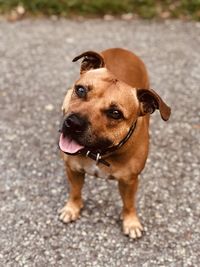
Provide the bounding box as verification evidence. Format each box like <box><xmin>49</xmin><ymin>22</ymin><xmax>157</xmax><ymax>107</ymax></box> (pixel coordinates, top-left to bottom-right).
<box><xmin>64</xmin><ymin>114</ymin><xmax>87</xmax><ymax>133</ymax></box>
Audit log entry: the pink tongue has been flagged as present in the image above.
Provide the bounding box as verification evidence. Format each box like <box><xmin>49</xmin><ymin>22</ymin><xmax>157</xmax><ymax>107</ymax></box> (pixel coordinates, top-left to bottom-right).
<box><xmin>59</xmin><ymin>133</ymin><xmax>84</xmax><ymax>154</ymax></box>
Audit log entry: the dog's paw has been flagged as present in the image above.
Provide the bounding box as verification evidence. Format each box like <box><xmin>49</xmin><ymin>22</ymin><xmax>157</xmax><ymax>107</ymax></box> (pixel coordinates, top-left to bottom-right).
<box><xmin>123</xmin><ymin>215</ymin><xmax>144</xmax><ymax>239</ymax></box>
<box><xmin>58</xmin><ymin>202</ymin><xmax>82</xmax><ymax>223</ymax></box>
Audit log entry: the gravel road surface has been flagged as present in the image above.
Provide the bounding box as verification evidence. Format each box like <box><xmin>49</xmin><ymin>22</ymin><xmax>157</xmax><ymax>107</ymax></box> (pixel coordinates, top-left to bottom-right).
<box><xmin>0</xmin><ymin>18</ymin><xmax>200</xmax><ymax>267</ymax></box>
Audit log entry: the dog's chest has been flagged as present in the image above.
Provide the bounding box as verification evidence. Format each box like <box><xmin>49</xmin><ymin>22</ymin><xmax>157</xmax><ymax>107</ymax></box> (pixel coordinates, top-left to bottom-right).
<box><xmin>83</xmin><ymin>162</ymin><xmax>111</xmax><ymax>179</ymax></box>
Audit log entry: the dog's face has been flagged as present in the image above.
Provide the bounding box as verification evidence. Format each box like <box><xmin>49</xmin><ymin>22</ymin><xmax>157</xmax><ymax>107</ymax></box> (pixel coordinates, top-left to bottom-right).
<box><xmin>59</xmin><ymin>51</ymin><xmax>171</xmax><ymax>155</ymax></box>
<box><xmin>60</xmin><ymin>68</ymin><xmax>139</xmax><ymax>154</ymax></box>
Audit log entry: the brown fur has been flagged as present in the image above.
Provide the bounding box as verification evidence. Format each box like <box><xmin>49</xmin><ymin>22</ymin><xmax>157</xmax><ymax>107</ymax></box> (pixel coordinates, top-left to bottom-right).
<box><xmin>59</xmin><ymin>48</ymin><xmax>171</xmax><ymax>239</ymax></box>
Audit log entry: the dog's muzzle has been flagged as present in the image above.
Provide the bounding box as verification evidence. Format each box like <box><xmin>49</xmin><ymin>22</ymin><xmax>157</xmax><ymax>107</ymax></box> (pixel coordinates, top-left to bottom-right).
<box><xmin>59</xmin><ymin>113</ymin><xmax>88</xmax><ymax>155</ymax></box>
<box><xmin>58</xmin><ymin>112</ymin><xmax>137</xmax><ymax>167</ymax></box>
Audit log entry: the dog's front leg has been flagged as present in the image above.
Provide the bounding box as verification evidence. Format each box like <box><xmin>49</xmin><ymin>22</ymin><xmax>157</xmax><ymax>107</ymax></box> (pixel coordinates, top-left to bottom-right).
<box><xmin>118</xmin><ymin>177</ymin><xmax>143</xmax><ymax>239</ymax></box>
<box><xmin>59</xmin><ymin>164</ymin><xmax>85</xmax><ymax>223</ymax></box>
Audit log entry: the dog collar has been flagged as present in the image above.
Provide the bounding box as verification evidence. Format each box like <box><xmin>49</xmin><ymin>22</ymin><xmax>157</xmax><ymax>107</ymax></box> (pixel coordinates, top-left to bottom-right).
<box><xmin>81</xmin><ymin>120</ymin><xmax>137</xmax><ymax>167</ymax></box>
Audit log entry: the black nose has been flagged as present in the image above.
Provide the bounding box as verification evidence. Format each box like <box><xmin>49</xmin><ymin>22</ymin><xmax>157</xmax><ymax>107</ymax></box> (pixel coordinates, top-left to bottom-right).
<box><xmin>64</xmin><ymin>114</ymin><xmax>87</xmax><ymax>133</ymax></box>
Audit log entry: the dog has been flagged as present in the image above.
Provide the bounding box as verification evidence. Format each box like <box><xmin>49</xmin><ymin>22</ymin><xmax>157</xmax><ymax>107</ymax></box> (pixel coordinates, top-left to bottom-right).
<box><xmin>58</xmin><ymin>48</ymin><xmax>171</xmax><ymax>239</ymax></box>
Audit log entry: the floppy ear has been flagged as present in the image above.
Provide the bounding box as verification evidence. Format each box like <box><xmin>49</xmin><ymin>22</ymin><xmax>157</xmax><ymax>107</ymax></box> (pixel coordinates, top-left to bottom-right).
<box><xmin>72</xmin><ymin>51</ymin><xmax>105</xmax><ymax>73</ymax></box>
<box><xmin>137</xmin><ymin>88</ymin><xmax>171</xmax><ymax>121</ymax></box>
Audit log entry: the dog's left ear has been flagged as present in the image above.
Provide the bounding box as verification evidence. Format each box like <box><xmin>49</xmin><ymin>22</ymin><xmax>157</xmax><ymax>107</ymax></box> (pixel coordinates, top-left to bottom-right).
<box><xmin>72</xmin><ymin>51</ymin><xmax>105</xmax><ymax>73</ymax></box>
<box><xmin>137</xmin><ymin>88</ymin><xmax>171</xmax><ymax>121</ymax></box>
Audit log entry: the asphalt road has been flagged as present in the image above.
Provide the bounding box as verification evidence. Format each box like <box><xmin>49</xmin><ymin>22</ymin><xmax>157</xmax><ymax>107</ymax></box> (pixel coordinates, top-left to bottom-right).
<box><xmin>0</xmin><ymin>18</ymin><xmax>200</xmax><ymax>267</ymax></box>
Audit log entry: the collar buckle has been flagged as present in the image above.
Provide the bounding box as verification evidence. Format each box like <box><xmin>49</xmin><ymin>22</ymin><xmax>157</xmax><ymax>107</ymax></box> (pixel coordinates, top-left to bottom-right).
<box><xmin>96</xmin><ymin>153</ymin><xmax>101</xmax><ymax>165</ymax></box>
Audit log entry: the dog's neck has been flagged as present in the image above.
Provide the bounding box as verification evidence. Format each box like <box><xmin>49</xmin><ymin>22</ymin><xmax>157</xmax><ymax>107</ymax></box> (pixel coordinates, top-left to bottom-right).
<box><xmin>81</xmin><ymin>120</ymin><xmax>138</xmax><ymax>167</ymax></box>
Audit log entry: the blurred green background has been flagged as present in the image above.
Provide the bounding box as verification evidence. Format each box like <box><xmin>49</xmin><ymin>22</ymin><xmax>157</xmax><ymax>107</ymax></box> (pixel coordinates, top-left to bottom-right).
<box><xmin>0</xmin><ymin>0</ymin><xmax>200</xmax><ymax>20</ymax></box>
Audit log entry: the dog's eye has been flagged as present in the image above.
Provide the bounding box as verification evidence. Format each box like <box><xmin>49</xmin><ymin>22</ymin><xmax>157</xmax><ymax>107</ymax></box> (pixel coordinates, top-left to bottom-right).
<box><xmin>106</xmin><ymin>109</ymin><xmax>124</xmax><ymax>120</ymax></box>
<box><xmin>75</xmin><ymin>85</ymin><xmax>87</xmax><ymax>98</ymax></box>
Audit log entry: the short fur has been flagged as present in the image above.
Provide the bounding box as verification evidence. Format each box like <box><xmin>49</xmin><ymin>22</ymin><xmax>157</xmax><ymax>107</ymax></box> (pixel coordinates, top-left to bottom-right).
<box><xmin>58</xmin><ymin>48</ymin><xmax>171</xmax><ymax>239</ymax></box>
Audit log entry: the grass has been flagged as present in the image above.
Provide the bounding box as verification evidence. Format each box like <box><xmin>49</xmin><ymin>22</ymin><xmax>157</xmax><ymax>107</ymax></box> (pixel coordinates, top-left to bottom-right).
<box><xmin>0</xmin><ymin>0</ymin><xmax>200</xmax><ymax>20</ymax></box>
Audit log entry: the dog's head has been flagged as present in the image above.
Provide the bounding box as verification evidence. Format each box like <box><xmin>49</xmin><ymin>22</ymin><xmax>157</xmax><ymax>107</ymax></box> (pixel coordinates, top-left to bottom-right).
<box><xmin>59</xmin><ymin>51</ymin><xmax>171</xmax><ymax>155</ymax></box>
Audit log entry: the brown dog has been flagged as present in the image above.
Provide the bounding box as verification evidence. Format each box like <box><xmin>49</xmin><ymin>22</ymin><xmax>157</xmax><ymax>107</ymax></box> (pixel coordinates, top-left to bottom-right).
<box><xmin>58</xmin><ymin>48</ymin><xmax>171</xmax><ymax>239</ymax></box>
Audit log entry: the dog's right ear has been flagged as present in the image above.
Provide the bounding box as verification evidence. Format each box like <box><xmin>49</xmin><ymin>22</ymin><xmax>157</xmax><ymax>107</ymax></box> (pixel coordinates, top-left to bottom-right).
<box><xmin>72</xmin><ymin>51</ymin><xmax>105</xmax><ymax>73</ymax></box>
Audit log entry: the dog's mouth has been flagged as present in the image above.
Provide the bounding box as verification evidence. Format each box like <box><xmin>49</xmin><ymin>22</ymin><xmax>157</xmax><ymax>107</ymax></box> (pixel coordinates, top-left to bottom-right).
<box><xmin>59</xmin><ymin>132</ymin><xmax>113</xmax><ymax>155</ymax></box>
<box><xmin>59</xmin><ymin>133</ymin><xmax>84</xmax><ymax>155</ymax></box>
<box><xmin>59</xmin><ymin>114</ymin><xmax>113</xmax><ymax>155</ymax></box>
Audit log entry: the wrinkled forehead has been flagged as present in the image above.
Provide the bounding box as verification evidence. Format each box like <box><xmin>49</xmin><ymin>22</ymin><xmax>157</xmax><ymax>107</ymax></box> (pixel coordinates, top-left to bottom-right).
<box><xmin>76</xmin><ymin>68</ymin><xmax>116</xmax><ymax>86</ymax></box>
<box><xmin>75</xmin><ymin>68</ymin><xmax>139</xmax><ymax>112</ymax></box>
